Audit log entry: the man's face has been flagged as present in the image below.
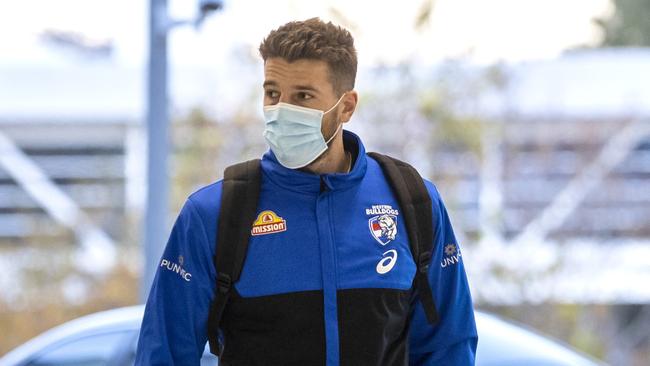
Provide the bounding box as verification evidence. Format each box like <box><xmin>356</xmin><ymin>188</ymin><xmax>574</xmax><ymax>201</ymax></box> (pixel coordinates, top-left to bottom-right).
<box><xmin>263</xmin><ymin>57</ymin><xmax>342</xmax><ymax>139</ymax></box>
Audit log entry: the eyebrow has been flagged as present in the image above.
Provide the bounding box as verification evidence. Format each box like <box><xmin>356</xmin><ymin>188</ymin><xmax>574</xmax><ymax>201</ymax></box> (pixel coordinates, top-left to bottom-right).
<box><xmin>262</xmin><ymin>80</ymin><xmax>321</xmax><ymax>94</ymax></box>
<box><xmin>262</xmin><ymin>80</ymin><xmax>278</xmax><ymax>88</ymax></box>
<box><xmin>293</xmin><ymin>85</ymin><xmax>320</xmax><ymax>94</ymax></box>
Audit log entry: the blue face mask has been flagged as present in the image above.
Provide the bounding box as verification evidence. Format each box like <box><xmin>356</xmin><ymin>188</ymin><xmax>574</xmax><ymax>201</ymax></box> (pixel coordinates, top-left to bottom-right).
<box><xmin>263</xmin><ymin>94</ymin><xmax>345</xmax><ymax>169</ymax></box>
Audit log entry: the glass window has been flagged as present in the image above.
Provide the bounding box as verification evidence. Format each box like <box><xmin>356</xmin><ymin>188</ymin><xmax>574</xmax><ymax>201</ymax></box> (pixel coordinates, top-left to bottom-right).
<box><xmin>121</xmin><ymin>337</ymin><xmax>219</xmax><ymax>366</ymax></box>
<box><xmin>200</xmin><ymin>352</ymin><xmax>219</xmax><ymax>366</ymax></box>
<box><xmin>27</xmin><ymin>331</ymin><xmax>129</xmax><ymax>366</ymax></box>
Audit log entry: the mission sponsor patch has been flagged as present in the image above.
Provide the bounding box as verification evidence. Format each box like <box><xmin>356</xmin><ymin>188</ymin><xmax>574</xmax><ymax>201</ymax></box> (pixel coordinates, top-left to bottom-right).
<box><xmin>251</xmin><ymin>210</ymin><xmax>287</xmax><ymax>236</ymax></box>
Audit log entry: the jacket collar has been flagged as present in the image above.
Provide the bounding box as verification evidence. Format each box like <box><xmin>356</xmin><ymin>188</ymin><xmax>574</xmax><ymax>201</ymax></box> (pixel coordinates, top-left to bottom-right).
<box><xmin>261</xmin><ymin>129</ymin><xmax>368</xmax><ymax>194</ymax></box>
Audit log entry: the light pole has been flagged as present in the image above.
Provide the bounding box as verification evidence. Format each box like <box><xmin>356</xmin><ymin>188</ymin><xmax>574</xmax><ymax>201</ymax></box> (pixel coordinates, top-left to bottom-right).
<box><xmin>142</xmin><ymin>0</ymin><xmax>223</xmax><ymax>302</ymax></box>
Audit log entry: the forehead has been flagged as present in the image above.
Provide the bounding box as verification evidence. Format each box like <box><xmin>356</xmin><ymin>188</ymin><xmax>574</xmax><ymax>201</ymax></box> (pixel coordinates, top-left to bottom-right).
<box><xmin>263</xmin><ymin>58</ymin><xmax>333</xmax><ymax>92</ymax></box>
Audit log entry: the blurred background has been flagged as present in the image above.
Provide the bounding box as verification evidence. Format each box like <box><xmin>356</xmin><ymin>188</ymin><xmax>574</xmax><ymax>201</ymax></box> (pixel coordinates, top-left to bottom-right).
<box><xmin>0</xmin><ymin>0</ymin><xmax>649</xmax><ymax>364</ymax></box>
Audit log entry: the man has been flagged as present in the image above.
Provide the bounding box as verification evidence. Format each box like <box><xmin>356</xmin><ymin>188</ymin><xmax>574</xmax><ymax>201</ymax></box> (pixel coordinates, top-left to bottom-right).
<box><xmin>136</xmin><ymin>18</ymin><xmax>477</xmax><ymax>365</ymax></box>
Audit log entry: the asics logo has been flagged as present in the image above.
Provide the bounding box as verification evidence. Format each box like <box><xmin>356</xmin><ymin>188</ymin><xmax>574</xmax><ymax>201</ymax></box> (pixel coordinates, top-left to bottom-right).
<box><xmin>376</xmin><ymin>249</ymin><xmax>398</xmax><ymax>274</ymax></box>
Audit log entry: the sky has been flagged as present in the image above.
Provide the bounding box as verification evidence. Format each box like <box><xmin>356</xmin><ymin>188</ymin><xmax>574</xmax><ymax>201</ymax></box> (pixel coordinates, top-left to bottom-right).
<box><xmin>0</xmin><ymin>0</ymin><xmax>612</xmax><ymax>68</ymax></box>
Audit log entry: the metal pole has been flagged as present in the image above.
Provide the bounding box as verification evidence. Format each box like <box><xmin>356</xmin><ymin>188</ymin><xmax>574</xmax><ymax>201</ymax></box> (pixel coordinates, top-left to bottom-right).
<box><xmin>142</xmin><ymin>0</ymin><xmax>170</xmax><ymax>302</ymax></box>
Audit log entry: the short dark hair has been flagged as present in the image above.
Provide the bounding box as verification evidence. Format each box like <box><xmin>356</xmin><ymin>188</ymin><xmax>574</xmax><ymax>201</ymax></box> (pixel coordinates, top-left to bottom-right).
<box><xmin>259</xmin><ymin>17</ymin><xmax>357</xmax><ymax>95</ymax></box>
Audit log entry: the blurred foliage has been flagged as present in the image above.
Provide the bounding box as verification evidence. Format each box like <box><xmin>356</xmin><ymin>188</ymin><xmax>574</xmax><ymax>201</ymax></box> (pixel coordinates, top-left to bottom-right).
<box><xmin>0</xmin><ymin>247</ymin><xmax>139</xmax><ymax>355</ymax></box>
<box><xmin>171</xmin><ymin>107</ymin><xmax>225</xmax><ymax>210</ymax></box>
<box><xmin>484</xmin><ymin>304</ymin><xmax>607</xmax><ymax>357</ymax></box>
<box><xmin>415</xmin><ymin>0</ymin><xmax>436</xmax><ymax>31</ymax></box>
<box><xmin>482</xmin><ymin>304</ymin><xmax>650</xmax><ymax>366</ymax></box>
<box><xmin>170</xmin><ymin>105</ymin><xmax>267</xmax><ymax>213</ymax></box>
<box><xmin>595</xmin><ymin>0</ymin><xmax>650</xmax><ymax>46</ymax></box>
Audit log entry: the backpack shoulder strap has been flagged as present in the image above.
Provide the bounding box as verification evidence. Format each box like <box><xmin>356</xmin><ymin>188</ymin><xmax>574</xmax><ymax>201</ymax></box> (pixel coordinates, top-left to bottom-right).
<box><xmin>207</xmin><ymin>158</ymin><xmax>261</xmax><ymax>356</ymax></box>
<box><xmin>367</xmin><ymin>152</ymin><xmax>440</xmax><ymax>325</ymax></box>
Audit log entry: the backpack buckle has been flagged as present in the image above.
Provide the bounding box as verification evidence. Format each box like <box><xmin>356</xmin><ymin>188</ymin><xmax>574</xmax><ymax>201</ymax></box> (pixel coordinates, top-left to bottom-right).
<box><xmin>418</xmin><ymin>252</ymin><xmax>432</xmax><ymax>273</ymax></box>
<box><xmin>217</xmin><ymin>273</ymin><xmax>232</xmax><ymax>293</ymax></box>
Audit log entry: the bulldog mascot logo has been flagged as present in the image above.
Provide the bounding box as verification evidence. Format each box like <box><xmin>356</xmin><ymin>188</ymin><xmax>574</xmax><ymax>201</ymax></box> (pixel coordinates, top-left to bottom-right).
<box><xmin>368</xmin><ymin>214</ymin><xmax>398</xmax><ymax>245</ymax></box>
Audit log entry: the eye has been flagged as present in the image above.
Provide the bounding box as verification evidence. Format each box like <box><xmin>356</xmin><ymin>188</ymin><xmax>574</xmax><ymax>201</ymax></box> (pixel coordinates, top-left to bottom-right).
<box><xmin>297</xmin><ymin>92</ymin><xmax>313</xmax><ymax>101</ymax></box>
<box><xmin>265</xmin><ymin>90</ymin><xmax>280</xmax><ymax>99</ymax></box>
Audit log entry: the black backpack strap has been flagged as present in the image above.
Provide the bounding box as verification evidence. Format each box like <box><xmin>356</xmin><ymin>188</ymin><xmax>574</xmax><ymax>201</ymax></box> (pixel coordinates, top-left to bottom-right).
<box><xmin>207</xmin><ymin>158</ymin><xmax>261</xmax><ymax>356</ymax></box>
<box><xmin>367</xmin><ymin>152</ymin><xmax>440</xmax><ymax>325</ymax></box>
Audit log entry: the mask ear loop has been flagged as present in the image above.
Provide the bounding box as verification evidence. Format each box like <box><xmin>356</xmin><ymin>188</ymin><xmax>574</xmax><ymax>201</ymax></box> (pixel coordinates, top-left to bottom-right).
<box><xmin>323</xmin><ymin>92</ymin><xmax>347</xmax><ymax>145</ymax></box>
<box><xmin>325</xmin><ymin>123</ymin><xmax>343</xmax><ymax>145</ymax></box>
<box><xmin>323</xmin><ymin>92</ymin><xmax>347</xmax><ymax>115</ymax></box>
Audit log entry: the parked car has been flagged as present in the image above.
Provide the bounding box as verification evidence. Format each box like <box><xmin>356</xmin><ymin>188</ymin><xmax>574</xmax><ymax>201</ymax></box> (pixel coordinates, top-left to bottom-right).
<box><xmin>0</xmin><ymin>306</ymin><xmax>602</xmax><ymax>366</ymax></box>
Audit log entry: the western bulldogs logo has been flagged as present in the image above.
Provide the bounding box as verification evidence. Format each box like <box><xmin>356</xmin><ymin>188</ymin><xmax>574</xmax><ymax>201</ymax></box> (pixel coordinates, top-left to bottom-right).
<box><xmin>369</xmin><ymin>214</ymin><xmax>398</xmax><ymax>245</ymax></box>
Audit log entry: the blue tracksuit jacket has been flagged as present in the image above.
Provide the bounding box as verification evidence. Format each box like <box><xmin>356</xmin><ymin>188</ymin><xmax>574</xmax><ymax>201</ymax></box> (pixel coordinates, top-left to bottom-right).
<box><xmin>135</xmin><ymin>130</ymin><xmax>478</xmax><ymax>365</ymax></box>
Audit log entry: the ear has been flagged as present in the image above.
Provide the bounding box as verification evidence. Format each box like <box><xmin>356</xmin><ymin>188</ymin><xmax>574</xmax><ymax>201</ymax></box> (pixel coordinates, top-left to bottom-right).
<box><xmin>339</xmin><ymin>90</ymin><xmax>358</xmax><ymax>123</ymax></box>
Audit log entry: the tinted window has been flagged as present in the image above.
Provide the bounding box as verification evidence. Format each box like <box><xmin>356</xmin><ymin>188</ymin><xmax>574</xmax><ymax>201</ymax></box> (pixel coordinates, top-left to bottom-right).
<box><xmin>123</xmin><ymin>336</ymin><xmax>219</xmax><ymax>365</ymax></box>
<box><xmin>27</xmin><ymin>331</ymin><xmax>129</xmax><ymax>366</ymax></box>
<box><xmin>200</xmin><ymin>351</ymin><xmax>219</xmax><ymax>366</ymax></box>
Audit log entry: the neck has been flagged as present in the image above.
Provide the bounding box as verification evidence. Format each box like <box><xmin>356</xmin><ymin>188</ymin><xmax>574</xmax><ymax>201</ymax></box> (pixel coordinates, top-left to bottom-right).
<box><xmin>300</xmin><ymin>133</ymin><xmax>349</xmax><ymax>175</ymax></box>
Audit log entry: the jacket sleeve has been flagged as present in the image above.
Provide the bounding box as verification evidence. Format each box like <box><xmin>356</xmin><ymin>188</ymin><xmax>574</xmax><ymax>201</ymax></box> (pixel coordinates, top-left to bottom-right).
<box><xmin>408</xmin><ymin>182</ymin><xmax>478</xmax><ymax>366</ymax></box>
<box><xmin>135</xmin><ymin>197</ymin><xmax>217</xmax><ymax>366</ymax></box>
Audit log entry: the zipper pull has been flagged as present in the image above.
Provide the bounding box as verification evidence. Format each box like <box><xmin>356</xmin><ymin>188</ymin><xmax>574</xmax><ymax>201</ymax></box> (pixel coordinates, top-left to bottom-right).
<box><xmin>320</xmin><ymin>175</ymin><xmax>327</xmax><ymax>193</ymax></box>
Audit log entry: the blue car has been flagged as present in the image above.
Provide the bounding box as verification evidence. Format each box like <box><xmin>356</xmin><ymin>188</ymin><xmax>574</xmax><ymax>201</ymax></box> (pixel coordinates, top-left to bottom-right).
<box><xmin>0</xmin><ymin>306</ymin><xmax>603</xmax><ymax>366</ymax></box>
